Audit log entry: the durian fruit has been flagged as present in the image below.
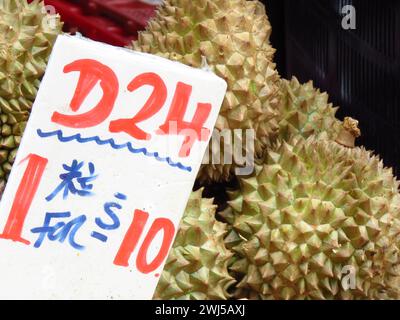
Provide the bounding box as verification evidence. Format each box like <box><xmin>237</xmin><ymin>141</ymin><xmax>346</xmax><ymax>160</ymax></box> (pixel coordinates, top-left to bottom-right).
<box><xmin>132</xmin><ymin>0</ymin><xmax>281</xmax><ymax>183</ymax></box>
<box><xmin>225</xmin><ymin>121</ymin><xmax>400</xmax><ymax>300</ymax></box>
<box><xmin>0</xmin><ymin>0</ymin><xmax>62</xmax><ymax>184</ymax></box>
<box><xmin>277</xmin><ymin>77</ymin><xmax>343</xmax><ymax>142</ymax></box>
<box><xmin>154</xmin><ymin>188</ymin><xmax>235</xmax><ymax>300</ymax></box>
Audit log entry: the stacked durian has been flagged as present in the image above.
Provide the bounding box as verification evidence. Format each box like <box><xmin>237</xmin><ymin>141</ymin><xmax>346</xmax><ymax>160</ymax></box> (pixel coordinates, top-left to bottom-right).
<box><xmin>137</xmin><ymin>0</ymin><xmax>400</xmax><ymax>300</ymax></box>
<box><xmin>132</xmin><ymin>0</ymin><xmax>281</xmax><ymax>183</ymax></box>
<box><xmin>0</xmin><ymin>0</ymin><xmax>62</xmax><ymax>192</ymax></box>
<box><xmin>224</xmin><ymin>119</ymin><xmax>400</xmax><ymax>300</ymax></box>
<box><xmin>1</xmin><ymin>0</ymin><xmax>399</xmax><ymax>300</ymax></box>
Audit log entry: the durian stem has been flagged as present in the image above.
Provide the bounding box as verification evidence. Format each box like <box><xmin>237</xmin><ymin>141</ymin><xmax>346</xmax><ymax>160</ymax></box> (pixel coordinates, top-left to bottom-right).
<box><xmin>335</xmin><ymin>117</ymin><xmax>361</xmax><ymax>148</ymax></box>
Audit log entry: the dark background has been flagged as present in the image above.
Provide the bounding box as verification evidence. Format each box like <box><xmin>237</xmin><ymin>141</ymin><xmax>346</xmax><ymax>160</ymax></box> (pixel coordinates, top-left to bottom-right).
<box><xmin>264</xmin><ymin>0</ymin><xmax>400</xmax><ymax>177</ymax></box>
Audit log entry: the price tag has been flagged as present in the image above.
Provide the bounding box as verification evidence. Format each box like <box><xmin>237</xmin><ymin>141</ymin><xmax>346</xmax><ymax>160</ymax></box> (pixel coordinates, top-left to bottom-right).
<box><xmin>0</xmin><ymin>35</ymin><xmax>227</xmax><ymax>299</ymax></box>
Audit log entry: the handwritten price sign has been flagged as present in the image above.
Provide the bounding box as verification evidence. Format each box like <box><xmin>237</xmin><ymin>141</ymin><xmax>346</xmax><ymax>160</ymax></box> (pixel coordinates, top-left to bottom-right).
<box><xmin>0</xmin><ymin>35</ymin><xmax>226</xmax><ymax>299</ymax></box>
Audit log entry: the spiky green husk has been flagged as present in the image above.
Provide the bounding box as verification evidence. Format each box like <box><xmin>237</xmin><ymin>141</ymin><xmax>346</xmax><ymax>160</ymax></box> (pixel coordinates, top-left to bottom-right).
<box><xmin>132</xmin><ymin>0</ymin><xmax>281</xmax><ymax>183</ymax></box>
<box><xmin>277</xmin><ymin>77</ymin><xmax>342</xmax><ymax>142</ymax></box>
<box><xmin>226</xmin><ymin>135</ymin><xmax>400</xmax><ymax>300</ymax></box>
<box><xmin>154</xmin><ymin>189</ymin><xmax>235</xmax><ymax>300</ymax></box>
<box><xmin>0</xmin><ymin>0</ymin><xmax>62</xmax><ymax>184</ymax></box>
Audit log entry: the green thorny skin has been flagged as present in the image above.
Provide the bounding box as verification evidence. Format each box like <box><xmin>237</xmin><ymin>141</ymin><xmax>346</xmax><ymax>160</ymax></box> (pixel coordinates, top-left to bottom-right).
<box><xmin>0</xmin><ymin>0</ymin><xmax>62</xmax><ymax>191</ymax></box>
<box><xmin>154</xmin><ymin>188</ymin><xmax>235</xmax><ymax>299</ymax></box>
<box><xmin>132</xmin><ymin>0</ymin><xmax>281</xmax><ymax>183</ymax></box>
<box><xmin>223</xmin><ymin>129</ymin><xmax>400</xmax><ymax>299</ymax></box>
<box><xmin>277</xmin><ymin>77</ymin><xmax>344</xmax><ymax>142</ymax></box>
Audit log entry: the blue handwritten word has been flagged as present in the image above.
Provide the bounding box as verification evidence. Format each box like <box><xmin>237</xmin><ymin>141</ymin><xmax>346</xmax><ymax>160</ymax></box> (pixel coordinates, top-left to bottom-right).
<box><xmin>36</xmin><ymin>129</ymin><xmax>192</xmax><ymax>173</ymax></box>
<box><xmin>91</xmin><ymin>193</ymin><xmax>127</xmax><ymax>243</ymax></box>
<box><xmin>46</xmin><ymin>160</ymin><xmax>98</xmax><ymax>201</ymax></box>
<box><xmin>31</xmin><ymin>212</ymin><xmax>86</xmax><ymax>250</ymax></box>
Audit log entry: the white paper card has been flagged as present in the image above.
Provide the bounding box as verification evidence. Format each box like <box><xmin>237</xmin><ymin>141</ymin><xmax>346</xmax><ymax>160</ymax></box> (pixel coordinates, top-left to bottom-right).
<box><xmin>0</xmin><ymin>35</ymin><xmax>227</xmax><ymax>299</ymax></box>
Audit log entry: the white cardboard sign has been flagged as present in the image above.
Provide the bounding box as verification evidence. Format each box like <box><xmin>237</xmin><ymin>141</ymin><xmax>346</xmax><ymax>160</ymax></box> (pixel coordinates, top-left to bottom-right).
<box><xmin>0</xmin><ymin>35</ymin><xmax>226</xmax><ymax>299</ymax></box>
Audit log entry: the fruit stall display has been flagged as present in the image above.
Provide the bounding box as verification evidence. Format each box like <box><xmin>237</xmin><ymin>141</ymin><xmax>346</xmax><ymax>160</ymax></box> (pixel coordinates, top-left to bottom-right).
<box><xmin>1</xmin><ymin>0</ymin><xmax>400</xmax><ymax>300</ymax></box>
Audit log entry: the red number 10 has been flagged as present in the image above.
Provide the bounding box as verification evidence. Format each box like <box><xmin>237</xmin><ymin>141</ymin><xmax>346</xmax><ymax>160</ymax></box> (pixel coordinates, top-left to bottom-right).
<box><xmin>0</xmin><ymin>154</ymin><xmax>175</xmax><ymax>274</ymax></box>
<box><xmin>113</xmin><ymin>209</ymin><xmax>175</xmax><ymax>274</ymax></box>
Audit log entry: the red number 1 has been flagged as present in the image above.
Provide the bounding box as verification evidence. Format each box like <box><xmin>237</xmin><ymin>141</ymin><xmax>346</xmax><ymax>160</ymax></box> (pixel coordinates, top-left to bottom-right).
<box><xmin>0</xmin><ymin>156</ymin><xmax>175</xmax><ymax>275</ymax></box>
<box><xmin>0</xmin><ymin>154</ymin><xmax>48</xmax><ymax>244</ymax></box>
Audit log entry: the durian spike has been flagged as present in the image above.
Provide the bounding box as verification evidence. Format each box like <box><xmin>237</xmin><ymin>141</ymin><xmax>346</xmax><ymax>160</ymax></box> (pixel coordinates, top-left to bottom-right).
<box><xmin>335</xmin><ymin>117</ymin><xmax>361</xmax><ymax>148</ymax></box>
<box><xmin>132</xmin><ymin>0</ymin><xmax>280</xmax><ymax>183</ymax></box>
<box><xmin>0</xmin><ymin>0</ymin><xmax>63</xmax><ymax>184</ymax></box>
<box><xmin>228</xmin><ymin>134</ymin><xmax>400</xmax><ymax>300</ymax></box>
<box><xmin>153</xmin><ymin>189</ymin><xmax>235</xmax><ymax>300</ymax></box>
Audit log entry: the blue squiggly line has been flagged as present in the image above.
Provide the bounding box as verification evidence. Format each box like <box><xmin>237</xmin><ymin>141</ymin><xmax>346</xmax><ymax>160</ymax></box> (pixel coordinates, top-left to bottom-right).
<box><xmin>36</xmin><ymin>129</ymin><xmax>192</xmax><ymax>173</ymax></box>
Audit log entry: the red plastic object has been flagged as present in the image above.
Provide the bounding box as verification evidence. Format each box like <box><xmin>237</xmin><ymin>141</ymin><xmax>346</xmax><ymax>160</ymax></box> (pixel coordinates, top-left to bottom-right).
<box><xmin>90</xmin><ymin>0</ymin><xmax>157</xmax><ymax>33</ymax></box>
<box><xmin>36</xmin><ymin>0</ymin><xmax>156</xmax><ymax>47</ymax></box>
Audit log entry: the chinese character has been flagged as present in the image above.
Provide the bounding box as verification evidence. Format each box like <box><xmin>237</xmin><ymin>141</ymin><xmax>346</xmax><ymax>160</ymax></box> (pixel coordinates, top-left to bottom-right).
<box><xmin>46</xmin><ymin>160</ymin><xmax>98</xmax><ymax>201</ymax></box>
<box><xmin>31</xmin><ymin>212</ymin><xmax>86</xmax><ymax>250</ymax></box>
